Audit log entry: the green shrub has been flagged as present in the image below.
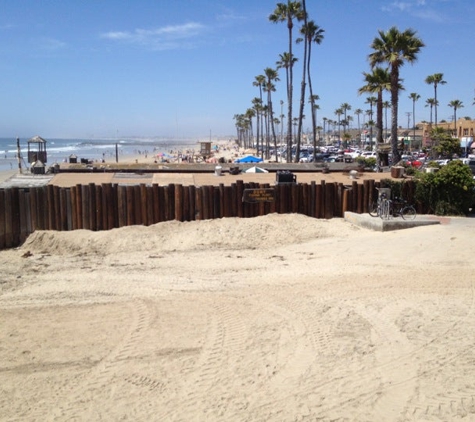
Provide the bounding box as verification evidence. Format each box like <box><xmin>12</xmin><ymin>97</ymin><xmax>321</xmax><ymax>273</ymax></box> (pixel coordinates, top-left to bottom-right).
<box><xmin>415</xmin><ymin>160</ymin><xmax>475</xmax><ymax>215</ymax></box>
<box><xmin>426</xmin><ymin>161</ymin><xmax>441</xmax><ymax>168</ymax></box>
<box><xmin>355</xmin><ymin>156</ymin><xmax>376</xmax><ymax>170</ymax></box>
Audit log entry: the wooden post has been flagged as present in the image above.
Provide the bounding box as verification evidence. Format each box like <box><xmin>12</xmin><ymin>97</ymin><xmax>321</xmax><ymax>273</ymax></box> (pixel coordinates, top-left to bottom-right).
<box><xmin>29</xmin><ymin>187</ymin><xmax>38</xmax><ymax>232</ymax></box>
<box><xmin>230</xmin><ymin>183</ymin><xmax>237</xmax><ymax>217</ymax></box>
<box><xmin>101</xmin><ymin>183</ymin><xmax>109</xmax><ymax>230</ymax></box>
<box><xmin>146</xmin><ymin>186</ymin><xmax>154</xmax><ymax>226</ymax></box>
<box><xmin>182</xmin><ymin>185</ymin><xmax>190</xmax><ymax>221</ymax></box>
<box><xmin>167</xmin><ymin>184</ymin><xmax>175</xmax><ymax>221</ymax></box>
<box><xmin>140</xmin><ymin>184</ymin><xmax>148</xmax><ymax>225</ymax></box>
<box><xmin>53</xmin><ymin>185</ymin><xmax>61</xmax><ymax>231</ymax></box>
<box><xmin>218</xmin><ymin>183</ymin><xmax>225</xmax><ymax>218</ymax></box>
<box><xmin>194</xmin><ymin>186</ymin><xmax>202</xmax><ymax>220</ymax></box>
<box><xmin>174</xmin><ymin>184</ymin><xmax>183</xmax><ymax>222</ymax></box>
<box><xmin>309</xmin><ymin>181</ymin><xmax>316</xmax><ymax>218</ymax></box>
<box><xmin>236</xmin><ymin>180</ymin><xmax>244</xmax><ymax>218</ymax></box>
<box><xmin>60</xmin><ymin>186</ymin><xmax>68</xmax><ymax>231</ymax></box>
<box><xmin>324</xmin><ymin>182</ymin><xmax>335</xmax><ymax>219</ymax></box>
<box><xmin>188</xmin><ymin>185</ymin><xmax>196</xmax><ymax>221</ymax></box>
<box><xmin>126</xmin><ymin>186</ymin><xmax>135</xmax><ymax>226</ymax></box>
<box><xmin>65</xmin><ymin>188</ymin><xmax>72</xmax><ymax>231</ymax></box>
<box><xmin>94</xmin><ymin>184</ymin><xmax>102</xmax><ymax>231</ymax></box>
<box><xmin>11</xmin><ymin>188</ymin><xmax>20</xmax><ymax>246</ymax></box>
<box><xmin>117</xmin><ymin>185</ymin><xmax>127</xmax><ymax>227</ymax></box>
<box><xmin>81</xmin><ymin>185</ymin><xmax>90</xmax><ymax>230</ymax></box>
<box><xmin>152</xmin><ymin>184</ymin><xmax>160</xmax><ymax>223</ymax></box>
<box><xmin>75</xmin><ymin>184</ymin><xmax>83</xmax><ymax>229</ymax></box>
<box><xmin>4</xmin><ymin>189</ymin><xmax>13</xmax><ymax>248</ymax></box>
<box><xmin>0</xmin><ymin>189</ymin><xmax>5</xmax><ymax>249</ymax></box>
<box><xmin>342</xmin><ymin>187</ymin><xmax>349</xmax><ymax>215</ymax></box>
<box><xmin>133</xmin><ymin>185</ymin><xmax>141</xmax><ymax>226</ymax></box>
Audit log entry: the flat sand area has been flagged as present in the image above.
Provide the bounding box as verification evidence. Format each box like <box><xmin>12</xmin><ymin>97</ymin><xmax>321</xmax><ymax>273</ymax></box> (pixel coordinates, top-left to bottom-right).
<box><xmin>48</xmin><ymin>168</ymin><xmax>393</xmax><ymax>187</ymax></box>
<box><xmin>1</xmin><ymin>213</ymin><xmax>475</xmax><ymax>421</ymax></box>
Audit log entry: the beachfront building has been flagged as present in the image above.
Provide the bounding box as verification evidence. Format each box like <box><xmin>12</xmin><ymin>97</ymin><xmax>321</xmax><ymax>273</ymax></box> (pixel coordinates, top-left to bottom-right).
<box><xmin>420</xmin><ymin>117</ymin><xmax>475</xmax><ymax>153</ymax></box>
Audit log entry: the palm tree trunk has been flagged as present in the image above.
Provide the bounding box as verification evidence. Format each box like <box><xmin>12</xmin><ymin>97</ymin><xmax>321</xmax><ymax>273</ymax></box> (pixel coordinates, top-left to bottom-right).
<box><xmin>390</xmin><ymin>68</ymin><xmax>401</xmax><ymax>163</ymax></box>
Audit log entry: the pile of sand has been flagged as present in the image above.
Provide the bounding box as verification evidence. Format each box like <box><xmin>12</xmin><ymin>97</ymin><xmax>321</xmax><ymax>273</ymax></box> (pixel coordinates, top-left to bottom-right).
<box><xmin>1</xmin><ymin>214</ymin><xmax>475</xmax><ymax>421</ymax></box>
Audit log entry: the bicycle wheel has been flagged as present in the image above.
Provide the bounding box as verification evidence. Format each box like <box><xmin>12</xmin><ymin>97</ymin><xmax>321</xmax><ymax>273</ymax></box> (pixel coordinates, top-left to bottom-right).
<box><xmin>380</xmin><ymin>200</ymin><xmax>391</xmax><ymax>220</ymax></box>
<box><xmin>368</xmin><ymin>201</ymin><xmax>379</xmax><ymax>217</ymax></box>
<box><xmin>401</xmin><ymin>206</ymin><xmax>416</xmax><ymax>220</ymax></box>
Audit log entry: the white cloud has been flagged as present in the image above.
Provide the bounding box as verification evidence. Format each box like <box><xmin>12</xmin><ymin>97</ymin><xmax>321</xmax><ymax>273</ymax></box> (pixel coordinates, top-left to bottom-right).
<box><xmin>101</xmin><ymin>22</ymin><xmax>206</xmax><ymax>50</ymax></box>
<box><xmin>382</xmin><ymin>0</ymin><xmax>446</xmax><ymax>22</ymax></box>
<box><xmin>38</xmin><ymin>37</ymin><xmax>67</xmax><ymax>51</ymax></box>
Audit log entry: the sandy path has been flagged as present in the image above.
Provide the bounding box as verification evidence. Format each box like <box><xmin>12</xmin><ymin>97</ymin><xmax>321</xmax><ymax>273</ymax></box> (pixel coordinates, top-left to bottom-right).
<box><xmin>1</xmin><ymin>214</ymin><xmax>475</xmax><ymax>421</ymax></box>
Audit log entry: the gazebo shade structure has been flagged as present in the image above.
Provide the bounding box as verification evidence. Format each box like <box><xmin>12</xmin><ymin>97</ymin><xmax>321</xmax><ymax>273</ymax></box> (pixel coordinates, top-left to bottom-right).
<box><xmin>27</xmin><ymin>135</ymin><xmax>48</xmax><ymax>164</ymax></box>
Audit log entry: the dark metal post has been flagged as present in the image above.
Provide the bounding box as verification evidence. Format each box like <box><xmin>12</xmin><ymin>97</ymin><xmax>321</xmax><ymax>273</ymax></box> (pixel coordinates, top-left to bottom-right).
<box><xmin>16</xmin><ymin>137</ymin><xmax>22</xmax><ymax>174</ymax></box>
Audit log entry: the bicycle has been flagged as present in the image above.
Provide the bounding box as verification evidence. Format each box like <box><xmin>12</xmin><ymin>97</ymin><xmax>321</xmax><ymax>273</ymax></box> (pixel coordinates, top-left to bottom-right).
<box><xmin>369</xmin><ymin>192</ymin><xmax>390</xmax><ymax>218</ymax></box>
<box><xmin>390</xmin><ymin>198</ymin><xmax>417</xmax><ymax>220</ymax></box>
<box><xmin>368</xmin><ymin>193</ymin><xmax>387</xmax><ymax>217</ymax></box>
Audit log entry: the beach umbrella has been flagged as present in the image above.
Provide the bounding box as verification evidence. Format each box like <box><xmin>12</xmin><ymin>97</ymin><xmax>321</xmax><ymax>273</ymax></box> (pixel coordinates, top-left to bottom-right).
<box><xmin>244</xmin><ymin>166</ymin><xmax>268</xmax><ymax>173</ymax></box>
<box><xmin>234</xmin><ymin>155</ymin><xmax>263</xmax><ymax>163</ymax></box>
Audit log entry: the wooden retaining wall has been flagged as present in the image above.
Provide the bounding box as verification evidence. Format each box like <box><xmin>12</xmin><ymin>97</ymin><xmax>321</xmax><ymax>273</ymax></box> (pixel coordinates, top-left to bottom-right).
<box><xmin>0</xmin><ymin>179</ymin><xmax>418</xmax><ymax>250</ymax></box>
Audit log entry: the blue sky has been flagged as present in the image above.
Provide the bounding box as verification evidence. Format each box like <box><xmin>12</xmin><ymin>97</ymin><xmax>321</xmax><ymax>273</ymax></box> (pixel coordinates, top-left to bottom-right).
<box><xmin>1</xmin><ymin>0</ymin><xmax>474</xmax><ymax>140</ymax></box>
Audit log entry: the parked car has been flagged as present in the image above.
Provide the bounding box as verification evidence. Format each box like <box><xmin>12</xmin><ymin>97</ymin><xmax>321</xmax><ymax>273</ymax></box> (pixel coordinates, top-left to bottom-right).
<box><xmin>468</xmin><ymin>160</ymin><xmax>475</xmax><ymax>175</ymax></box>
<box><xmin>400</xmin><ymin>157</ymin><xmax>423</xmax><ymax>168</ymax></box>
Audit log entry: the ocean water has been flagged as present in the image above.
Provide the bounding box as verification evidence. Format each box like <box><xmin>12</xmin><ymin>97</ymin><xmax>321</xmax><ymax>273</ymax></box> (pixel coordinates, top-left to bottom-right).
<box><xmin>0</xmin><ymin>137</ymin><xmax>200</xmax><ymax>172</ymax></box>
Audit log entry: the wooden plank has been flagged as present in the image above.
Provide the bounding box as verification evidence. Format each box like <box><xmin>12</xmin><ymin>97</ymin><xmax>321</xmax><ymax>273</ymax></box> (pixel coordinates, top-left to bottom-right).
<box><xmin>54</xmin><ymin>185</ymin><xmax>61</xmax><ymax>230</ymax></box>
<box><xmin>0</xmin><ymin>190</ymin><xmax>5</xmax><ymax>249</ymax></box>
<box><xmin>194</xmin><ymin>186</ymin><xmax>202</xmax><ymax>221</ymax></box>
<box><xmin>81</xmin><ymin>185</ymin><xmax>90</xmax><ymax>230</ymax></box>
<box><xmin>4</xmin><ymin>189</ymin><xmax>13</xmax><ymax>248</ymax></box>
<box><xmin>117</xmin><ymin>185</ymin><xmax>127</xmax><ymax>227</ymax></box>
<box><xmin>152</xmin><ymin>184</ymin><xmax>160</xmax><ymax>223</ymax></box>
<box><xmin>146</xmin><ymin>186</ymin><xmax>154</xmax><ymax>226</ymax></box>
<box><xmin>133</xmin><ymin>185</ymin><xmax>141</xmax><ymax>226</ymax></box>
<box><xmin>140</xmin><ymin>184</ymin><xmax>148</xmax><ymax>225</ymax></box>
<box><xmin>126</xmin><ymin>186</ymin><xmax>135</xmax><ymax>226</ymax></box>
<box><xmin>30</xmin><ymin>187</ymin><xmax>38</xmax><ymax>232</ymax></box>
<box><xmin>174</xmin><ymin>184</ymin><xmax>183</xmax><ymax>222</ymax></box>
<box><xmin>11</xmin><ymin>188</ymin><xmax>20</xmax><ymax>246</ymax></box>
<box><xmin>324</xmin><ymin>182</ymin><xmax>335</xmax><ymax>219</ymax></box>
<box><xmin>60</xmin><ymin>186</ymin><xmax>68</xmax><ymax>231</ymax></box>
<box><xmin>65</xmin><ymin>188</ymin><xmax>72</xmax><ymax>231</ymax></box>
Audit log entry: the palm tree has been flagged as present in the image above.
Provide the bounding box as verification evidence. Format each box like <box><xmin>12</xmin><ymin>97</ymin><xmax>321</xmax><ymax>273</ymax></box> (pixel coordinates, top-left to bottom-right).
<box><xmin>340</xmin><ymin>103</ymin><xmax>352</xmax><ymax>136</ymax></box>
<box><xmin>354</xmin><ymin>109</ymin><xmax>363</xmax><ymax>146</ymax></box>
<box><xmin>263</xmin><ymin>67</ymin><xmax>280</xmax><ymax>160</ymax></box>
<box><xmin>252</xmin><ymin>75</ymin><xmax>265</xmax><ymax>153</ymax></box>
<box><xmin>334</xmin><ymin>108</ymin><xmax>343</xmax><ymax>147</ymax></box>
<box><xmin>359</xmin><ymin>68</ymin><xmax>392</xmax><ymax>150</ymax></box>
<box><xmin>425</xmin><ymin>73</ymin><xmax>446</xmax><ymax>127</ymax></box>
<box><xmin>382</xmin><ymin>101</ymin><xmax>391</xmax><ymax>140</ymax></box>
<box><xmin>276</xmin><ymin>51</ymin><xmax>298</xmax><ymax>158</ymax></box>
<box><xmin>364</xmin><ymin>96</ymin><xmax>377</xmax><ymax>149</ymax></box>
<box><xmin>308</xmin><ymin>95</ymin><xmax>320</xmax><ymax>156</ymax></box>
<box><xmin>251</xmin><ymin>97</ymin><xmax>263</xmax><ymax>153</ymax></box>
<box><xmin>409</xmin><ymin>93</ymin><xmax>420</xmax><ymax>150</ymax></box>
<box><xmin>448</xmin><ymin>99</ymin><xmax>464</xmax><ymax>136</ymax></box>
<box><xmin>298</xmin><ymin>19</ymin><xmax>324</xmax><ymax>160</ymax></box>
<box><xmin>269</xmin><ymin>1</ymin><xmax>305</xmax><ymax>162</ymax></box>
<box><xmin>425</xmin><ymin>98</ymin><xmax>437</xmax><ymax>153</ymax></box>
<box><xmin>245</xmin><ymin>108</ymin><xmax>256</xmax><ymax>149</ymax></box>
<box><xmin>425</xmin><ymin>98</ymin><xmax>437</xmax><ymax>125</ymax></box>
<box><xmin>294</xmin><ymin>0</ymin><xmax>308</xmax><ymax>163</ymax></box>
<box><xmin>369</xmin><ymin>26</ymin><xmax>425</xmax><ymax>164</ymax></box>
<box><xmin>322</xmin><ymin>117</ymin><xmax>327</xmax><ymax>144</ymax></box>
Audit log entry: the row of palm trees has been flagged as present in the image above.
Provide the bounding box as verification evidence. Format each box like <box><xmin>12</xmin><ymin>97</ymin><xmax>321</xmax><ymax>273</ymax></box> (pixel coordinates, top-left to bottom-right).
<box><xmin>234</xmin><ymin>1</ymin><xmax>324</xmax><ymax>162</ymax></box>
<box><xmin>234</xmin><ymin>2</ymin><xmax>470</xmax><ymax>164</ymax></box>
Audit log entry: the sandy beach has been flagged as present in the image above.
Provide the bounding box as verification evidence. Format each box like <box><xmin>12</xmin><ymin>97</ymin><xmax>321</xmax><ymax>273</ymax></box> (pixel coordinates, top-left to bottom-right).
<box><xmin>1</xmin><ymin>211</ymin><xmax>475</xmax><ymax>421</ymax></box>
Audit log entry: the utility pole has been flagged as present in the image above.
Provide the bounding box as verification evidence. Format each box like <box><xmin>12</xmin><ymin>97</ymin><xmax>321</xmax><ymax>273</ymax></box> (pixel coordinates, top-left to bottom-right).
<box><xmin>16</xmin><ymin>137</ymin><xmax>22</xmax><ymax>174</ymax></box>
